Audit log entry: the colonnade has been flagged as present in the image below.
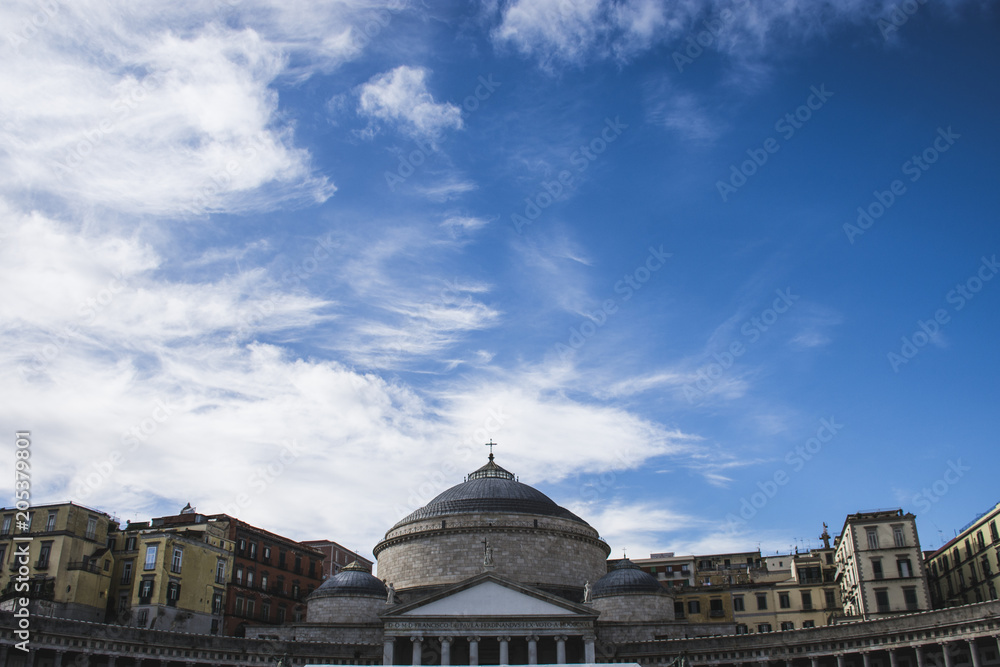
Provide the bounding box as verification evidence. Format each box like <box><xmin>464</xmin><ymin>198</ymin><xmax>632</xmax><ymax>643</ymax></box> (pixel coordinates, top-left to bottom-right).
<box><xmin>385</xmin><ymin>633</ymin><xmax>598</xmax><ymax>665</ymax></box>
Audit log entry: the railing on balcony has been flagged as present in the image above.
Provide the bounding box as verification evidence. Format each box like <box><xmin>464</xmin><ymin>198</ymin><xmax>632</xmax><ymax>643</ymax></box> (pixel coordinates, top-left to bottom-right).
<box><xmin>67</xmin><ymin>561</ymin><xmax>101</xmax><ymax>574</ymax></box>
<box><xmin>34</xmin><ymin>560</ymin><xmax>49</xmax><ymax>570</ymax></box>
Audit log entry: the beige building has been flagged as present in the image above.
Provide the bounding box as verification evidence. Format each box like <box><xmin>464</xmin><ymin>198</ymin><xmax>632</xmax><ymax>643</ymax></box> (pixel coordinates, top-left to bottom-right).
<box><xmin>0</xmin><ymin>502</ymin><xmax>116</xmax><ymax>622</ymax></box>
<box><xmin>926</xmin><ymin>500</ymin><xmax>1000</xmax><ymax>607</ymax></box>
<box><xmin>834</xmin><ymin>509</ymin><xmax>931</xmax><ymax>619</ymax></box>
<box><xmin>108</xmin><ymin>509</ymin><xmax>234</xmax><ymax>634</ymax></box>
<box><xmin>632</xmin><ymin>552</ymin><xmax>695</xmax><ymax>589</ymax></box>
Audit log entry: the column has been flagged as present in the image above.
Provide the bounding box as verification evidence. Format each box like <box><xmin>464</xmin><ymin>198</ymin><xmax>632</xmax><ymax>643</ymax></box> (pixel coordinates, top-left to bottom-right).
<box><xmin>468</xmin><ymin>637</ymin><xmax>480</xmax><ymax>666</ymax></box>
<box><xmin>412</xmin><ymin>636</ymin><xmax>424</xmax><ymax>666</ymax></box>
<box><xmin>53</xmin><ymin>651</ymin><xmax>65</xmax><ymax>667</ymax></box>
<box><xmin>863</xmin><ymin>652</ymin><xmax>872</xmax><ymax>667</ymax></box>
<box><xmin>556</xmin><ymin>636</ymin><xmax>568</xmax><ymax>665</ymax></box>
<box><xmin>943</xmin><ymin>643</ymin><xmax>955</xmax><ymax>667</ymax></box>
<box><xmin>384</xmin><ymin>639</ymin><xmax>395</xmax><ymax>666</ymax></box>
<box><xmin>810</xmin><ymin>657</ymin><xmax>820</xmax><ymax>667</ymax></box>
<box><xmin>441</xmin><ymin>637</ymin><xmax>453</xmax><ymax>666</ymax></box>
<box><xmin>584</xmin><ymin>635</ymin><xmax>597</xmax><ymax>664</ymax></box>
<box><xmin>527</xmin><ymin>635</ymin><xmax>539</xmax><ymax>665</ymax></box>
<box><xmin>915</xmin><ymin>646</ymin><xmax>927</xmax><ymax>667</ymax></box>
<box><xmin>968</xmin><ymin>640</ymin><xmax>982</xmax><ymax>667</ymax></box>
<box><xmin>108</xmin><ymin>657</ymin><xmax>117</xmax><ymax>667</ymax></box>
<box><xmin>889</xmin><ymin>649</ymin><xmax>900</xmax><ymax>667</ymax></box>
<box><xmin>836</xmin><ymin>655</ymin><xmax>846</xmax><ymax>667</ymax></box>
<box><xmin>499</xmin><ymin>636</ymin><xmax>511</xmax><ymax>665</ymax></box>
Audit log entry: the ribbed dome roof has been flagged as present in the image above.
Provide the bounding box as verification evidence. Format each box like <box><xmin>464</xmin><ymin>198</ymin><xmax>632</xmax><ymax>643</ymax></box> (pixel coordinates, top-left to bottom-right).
<box><xmin>592</xmin><ymin>558</ymin><xmax>664</xmax><ymax>598</ymax></box>
<box><xmin>308</xmin><ymin>561</ymin><xmax>386</xmax><ymax>600</ymax></box>
<box><xmin>393</xmin><ymin>455</ymin><xmax>588</xmax><ymax>528</ymax></box>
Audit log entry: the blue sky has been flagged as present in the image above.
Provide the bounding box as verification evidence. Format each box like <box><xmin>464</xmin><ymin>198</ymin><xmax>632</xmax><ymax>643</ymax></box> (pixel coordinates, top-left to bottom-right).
<box><xmin>2</xmin><ymin>0</ymin><xmax>998</xmax><ymax>564</ymax></box>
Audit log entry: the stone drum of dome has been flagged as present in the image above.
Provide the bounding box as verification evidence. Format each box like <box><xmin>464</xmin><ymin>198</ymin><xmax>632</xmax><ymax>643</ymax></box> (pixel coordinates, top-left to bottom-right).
<box><xmin>374</xmin><ymin>454</ymin><xmax>610</xmax><ymax>598</ymax></box>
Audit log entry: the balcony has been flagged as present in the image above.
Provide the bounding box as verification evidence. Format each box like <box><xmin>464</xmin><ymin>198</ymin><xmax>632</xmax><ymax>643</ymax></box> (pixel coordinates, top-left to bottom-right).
<box><xmin>34</xmin><ymin>560</ymin><xmax>49</xmax><ymax>570</ymax></box>
<box><xmin>66</xmin><ymin>561</ymin><xmax>101</xmax><ymax>574</ymax></box>
<box><xmin>709</xmin><ymin>610</ymin><xmax>725</xmax><ymax>618</ymax></box>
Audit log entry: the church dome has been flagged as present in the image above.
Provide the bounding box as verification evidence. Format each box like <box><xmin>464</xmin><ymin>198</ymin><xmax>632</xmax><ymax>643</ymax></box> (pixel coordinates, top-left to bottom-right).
<box><xmin>308</xmin><ymin>561</ymin><xmax>386</xmax><ymax>600</ymax></box>
<box><xmin>393</xmin><ymin>454</ymin><xmax>588</xmax><ymax>528</ymax></box>
<box><xmin>592</xmin><ymin>558</ymin><xmax>664</xmax><ymax>598</ymax></box>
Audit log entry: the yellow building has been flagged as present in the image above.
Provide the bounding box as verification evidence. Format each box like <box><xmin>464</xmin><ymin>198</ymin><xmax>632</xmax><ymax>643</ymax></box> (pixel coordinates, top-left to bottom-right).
<box><xmin>109</xmin><ymin>508</ymin><xmax>234</xmax><ymax>634</ymax></box>
<box><xmin>0</xmin><ymin>502</ymin><xmax>116</xmax><ymax>622</ymax></box>
<box><xmin>926</xmin><ymin>500</ymin><xmax>1000</xmax><ymax>607</ymax></box>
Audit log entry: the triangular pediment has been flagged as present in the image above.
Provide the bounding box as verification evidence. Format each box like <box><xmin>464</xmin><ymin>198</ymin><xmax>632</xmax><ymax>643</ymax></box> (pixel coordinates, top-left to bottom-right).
<box><xmin>384</xmin><ymin>574</ymin><xmax>595</xmax><ymax>618</ymax></box>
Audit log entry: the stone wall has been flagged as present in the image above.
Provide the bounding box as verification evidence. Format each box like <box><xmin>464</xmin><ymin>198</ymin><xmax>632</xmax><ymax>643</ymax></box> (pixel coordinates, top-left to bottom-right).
<box><xmin>375</xmin><ymin>513</ymin><xmax>609</xmax><ymax>591</ymax></box>
<box><xmin>591</xmin><ymin>592</ymin><xmax>675</xmax><ymax>623</ymax></box>
<box><xmin>308</xmin><ymin>595</ymin><xmax>386</xmax><ymax>624</ymax></box>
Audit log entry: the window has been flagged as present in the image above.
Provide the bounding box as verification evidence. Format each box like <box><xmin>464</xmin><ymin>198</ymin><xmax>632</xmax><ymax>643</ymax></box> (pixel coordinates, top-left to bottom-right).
<box><xmin>0</xmin><ymin>545</ymin><xmax>6</xmax><ymax>565</ymax></box>
<box><xmin>893</xmin><ymin>526</ymin><xmax>906</xmax><ymax>547</ymax></box>
<box><xmin>118</xmin><ymin>593</ymin><xmax>129</xmax><ymax>613</ymax></box>
<box><xmin>779</xmin><ymin>592</ymin><xmax>790</xmax><ymax>608</ymax></box>
<box><xmin>277</xmin><ymin>606</ymin><xmax>286</xmax><ymax>624</ymax></box>
<box><xmin>295</xmin><ymin>555</ymin><xmax>302</xmax><ymax>573</ymax></box>
<box><xmin>826</xmin><ymin>552</ymin><xmax>834</xmax><ymax>564</ymax></box>
<box><xmin>247</xmin><ymin>570</ymin><xmax>255</xmax><ymax>588</ymax></box>
<box><xmin>139</xmin><ymin>579</ymin><xmax>154</xmax><ymax>601</ymax></box>
<box><xmin>24</xmin><ymin>512</ymin><xmax>33</xmax><ymax>531</ymax></box>
<box><xmin>86</xmin><ymin>516</ymin><xmax>98</xmax><ymax>540</ymax></box>
<box><xmin>121</xmin><ymin>561</ymin><xmax>133</xmax><ymax>584</ymax></box>
<box><xmin>758</xmin><ymin>623</ymin><xmax>772</xmax><ymax>633</ymax></box>
<box><xmin>238</xmin><ymin>538</ymin><xmax>247</xmax><ymax>555</ymax></box>
<box><xmin>46</xmin><ymin>511</ymin><xmax>57</xmax><ymax>532</ymax></box>
<box><xmin>309</xmin><ymin>560</ymin><xmax>316</xmax><ymax>577</ymax></box>
<box><xmin>264</xmin><ymin>546</ymin><xmax>271</xmax><ymax>563</ymax></box>
<box><xmin>137</xmin><ymin>609</ymin><xmax>149</xmax><ymax>626</ymax></box>
<box><xmin>983</xmin><ymin>557</ymin><xmax>992</xmax><ymax>576</ymax></box>
<box><xmin>872</xmin><ymin>559</ymin><xmax>884</xmax><ymax>580</ymax></box>
<box><xmin>216</xmin><ymin>559</ymin><xmax>227</xmax><ymax>584</ymax></box>
<box><xmin>801</xmin><ymin>591</ymin><xmax>813</xmax><ymax>610</ymax></box>
<box><xmin>235</xmin><ymin>596</ymin><xmax>244</xmax><ymax>616</ymax></box>
<box><xmin>171</xmin><ymin>548</ymin><xmax>183</xmax><ymax>574</ymax></box>
<box><xmin>292</xmin><ymin>582</ymin><xmax>300</xmax><ymax>599</ymax></box>
<box><xmin>144</xmin><ymin>545</ymin><xmax>158</xmax><ymax>570</ymax></box>
<box><xmin>37</xmin><ymin>542</ymin><xmax>51</xmax><ymax>568</ymax></box>
<box><xmin>211</xmin><ymin>619</ymin><xmax>220</xmax><ymax>635</ymax></box>
<box><xmin>978</xmin><ymin>531</ymin><xmax>986</xmax><ymax>550</ymax></box>
<box><xmin>249</xmin><ymin>542</ymin><xmax>257</xmax><ymax>560</ymax></box>
<box><xmin>688</xmin><ymin>600</ymin><xmax>701</xmax><ymax>614</ymax></box>
<box><xmin>897</xmin><ymin>558</ymin><xmax>912</xmax><ymax>578</ymax></box>
<box><xmin>1</xmin><ymin>515</ymin><xmax>11</xmax><ymax>534</ymax></box>
<box><xmin>262</xmin><ymin>602</ymin><xmax>271</xmax><ymax>621</ymax></box>
<box><xmin>967</xmin><ymin>538</ymin><xmax>973</xmax><ymax>557</ymax></box>
<box><xmin>736</xmin><ymin>624</ymin><xmax>748</xmax><ymax>635</ymax></box>
<box><xmin>246</xmin><ymin>599</ymin><xmax>255</xmax><ymax>618</ymax></box>
<box><xmin>781</xmin><ymin>621</ymin><xmax>794</xmax><ymax>631</ymax></box>
<box><xmin>279</xmin><ymin>550</ymin><xmax>286</xmax><ymax>568</ymax></box>
<box><xmin>212</xmin><ymin>592</ymin><xmax>224</xmax><ymax>615</ymax></box>
<box><xmin>866</xmin><ymin>528</ymin><xmax>880</xmax><ymax>549</ymax></box>
<box><xmin>674</xmin><ymin>601</ymin><xmax>685</xmax><ymax>618</ymax></box>
<box><xmin>261</xmin><ymin>572</ymin><xmax>269</xmax><ymax>591</ymax></box>
<box><xmin>709</xmin><ymin>598</ymin><xmax>724</xmax><ymax>617</ymax></box>
<box><xmin>904</xmin><ymin>587</ymin><xmax>919</xmax><ymax>610</ymax></box>
<box><xmin>236</xmin><ymin>566</ymin><xmax>244</xmax><ymax>585</ymax></box>
<box><xmin>990</xmin><ymin>521</ymin><xmax>999</xmax><ymax>543</ymax></box>
<box><xmin>166</xmin><ymin>581</ymin><xmax>180</xmax><ymax>606</ymax></box>
<box><xmin>756</xmin><ymin>593</ymin><xmax>768</xmax><ymax>610</ymax></box>
<box><xmin>733</xmin><ymin>595</ymin><xmax>745</xmax><ymax>611</ymax></box>
<box><xmin>943</xmin><ymin>554</ymin><xmax>950</xmax><ymax>570</ymax></box>
<box><xmin>803</xmin><ymin>620</ymin><xmax>816</xmax><ymax>628</ymax></box>
<box><xmin>875</xmin><ymin>589</ymin><xmax>890</xmax><ymax>613</ymax></box>
<box><xmin>125</xmin><ymin>536</ymin><xmax>137</xmax><ymax>551</ymax></box>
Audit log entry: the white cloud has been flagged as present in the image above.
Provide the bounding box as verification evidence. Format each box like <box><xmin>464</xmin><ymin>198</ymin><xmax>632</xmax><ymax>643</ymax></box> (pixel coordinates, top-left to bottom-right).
<box><xmin>0</xmin><ymin>0</ymin><xmax>412</xmax><ymax>218</ymax></box>
<box><xmin>358</xmin><ymin>66</ymin><xmax>463</xmax><ymax>142</ymax></box>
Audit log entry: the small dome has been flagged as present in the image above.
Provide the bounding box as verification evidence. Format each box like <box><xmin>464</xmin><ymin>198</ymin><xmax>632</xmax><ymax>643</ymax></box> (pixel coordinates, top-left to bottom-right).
<box><xmin>392</xmin><ymin>454</ymin><xmax>589</xmax><ymax>528</ymax></box>
<box><xmin>592</xmin><ymin>558</ymin><xmax>664</xmax><ymax>598</ymax></box>
<box><xmin>308</xmin><ymin>561</ymin><xmax>386</xmax><ymax>600</ymax></box>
